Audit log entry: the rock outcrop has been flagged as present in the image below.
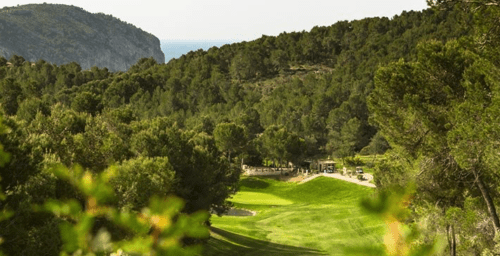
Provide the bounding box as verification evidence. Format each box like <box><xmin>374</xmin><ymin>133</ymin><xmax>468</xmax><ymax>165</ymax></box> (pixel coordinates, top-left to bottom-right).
<box><xmin>0</xmin><ymin>3</ymin><xmax>164</xmax><ymax>71</ymax></box>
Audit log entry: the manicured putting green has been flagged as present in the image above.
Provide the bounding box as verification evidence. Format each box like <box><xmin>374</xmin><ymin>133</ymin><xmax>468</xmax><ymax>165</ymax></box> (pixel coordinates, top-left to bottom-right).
<box><xmin>229</xmin><ymin>191</ymin><xmax>293</xmax><ymax>205</ymax></box>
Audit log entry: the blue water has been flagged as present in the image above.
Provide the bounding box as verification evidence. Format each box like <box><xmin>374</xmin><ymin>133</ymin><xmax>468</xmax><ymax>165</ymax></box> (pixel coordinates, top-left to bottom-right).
<box><xmin>160</xmin><ymin>40</ymin><xmax>234</xmax><ymax>63</ymax></box>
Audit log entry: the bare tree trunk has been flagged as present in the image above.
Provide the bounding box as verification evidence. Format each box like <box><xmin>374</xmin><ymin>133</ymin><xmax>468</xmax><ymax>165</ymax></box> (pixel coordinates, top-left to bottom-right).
<box><xmin>447</xmin><ymin>225</ymin><xmax>451</xmax><ymax>256</ymax></box>
<box><xmin>451</xmin><ymin>224</ymin><xmax>456</xmax><ymax>256</ymax></box>
<box><xmin>473</xmin><ymin>169</ymin><xmax>500</xmax><ymax>235</ymax></box>
<box><xmin>447</xmin><ymin>224</ymin><xmax>456</xmax><ymax>256</ymax></box>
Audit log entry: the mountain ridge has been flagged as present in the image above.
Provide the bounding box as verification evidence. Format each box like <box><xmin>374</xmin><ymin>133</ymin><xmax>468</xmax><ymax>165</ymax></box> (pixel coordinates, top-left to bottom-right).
<box><xmin>0</xmin><ymin>3</ymin><xmax>164</xmax><ymax>71</ymax></box>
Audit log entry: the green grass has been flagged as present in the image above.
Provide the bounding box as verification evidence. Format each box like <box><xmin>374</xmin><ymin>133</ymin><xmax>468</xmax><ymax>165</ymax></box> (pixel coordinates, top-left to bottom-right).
<box><xmin>230</xmin><ymin>192</ymin><xmax>293</xmax><ymax>205</ymax></box>
<box><xmin>204</xmin><ymin>176</ymin><xmax>385</xmax><ymax>256</ymax></box>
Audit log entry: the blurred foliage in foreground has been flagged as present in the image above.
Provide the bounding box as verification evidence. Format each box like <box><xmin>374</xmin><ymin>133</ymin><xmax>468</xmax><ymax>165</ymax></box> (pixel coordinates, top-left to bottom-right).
<box><xmin>346</xmin><ymin>185</ymin><xmax>445</xmax><ymax>256</ymax></box>
<box><xmin>39</xmin><ymin>164</ymin><xmax>209</xmax><ymax>256</ymax></box>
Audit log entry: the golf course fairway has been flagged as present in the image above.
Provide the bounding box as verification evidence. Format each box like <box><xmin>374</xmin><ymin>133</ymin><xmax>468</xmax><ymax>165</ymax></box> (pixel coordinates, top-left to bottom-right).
<box><xmin>204</xmin><ymin>176</ymin><xmax>386</xmax><ymax>255</ymax></box>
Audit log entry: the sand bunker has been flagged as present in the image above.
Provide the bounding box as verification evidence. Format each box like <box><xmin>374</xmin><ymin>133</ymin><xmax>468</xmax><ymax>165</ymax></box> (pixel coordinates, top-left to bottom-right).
<box><xmin>225</xmin><ymin>208</ymin><xmax>257</xmax><ymax>216</ymax></box>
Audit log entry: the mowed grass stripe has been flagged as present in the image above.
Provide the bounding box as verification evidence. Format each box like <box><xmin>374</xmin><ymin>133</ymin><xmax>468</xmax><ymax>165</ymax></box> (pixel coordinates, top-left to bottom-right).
<box><xmin>205</xmin><ymin>176</ymin><xmax>385</xmax><ymax>256</ymax></box>
<box><xmin>229</xmin><ymin>191</ymin><xmax>293</xmax><ymax>205</ymax></box>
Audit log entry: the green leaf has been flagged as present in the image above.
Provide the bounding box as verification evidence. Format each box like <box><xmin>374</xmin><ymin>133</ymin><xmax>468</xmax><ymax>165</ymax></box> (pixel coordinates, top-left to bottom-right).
<box><xmin>108</xmin><ymin>210</ymin><xmax>149</xmax><ymax>234</ymax></box>
<box><xmin>49</xmin><ymin>164</ymin><xmax>72</xmax><ymax>180</ymax></box>
<box><xmin>59</xmin><ymin>222</ymin><xmax>79</xmax><ymax>253</ymax></box>
<box><xmin>79</xmin><ymin>171</ymin><xmax>95</xmax><ymax>196</ymax></box>
<box><xmin>77</xmin><ymin>215</ymin><xmax>95</xmax><ymax>237</ymax></box>
<box><xmin>185</xmin><ymin>211</ymin><xmax>210</xmax><ymax>238</ymax></box>
<box><xmin>44</xmin><ymin>199</ymin><xmax>82</xmax><ymax>217</ymax></box>
<box><xmin>149</xmin><ymin>196</ymin><xmax>184</xmax><ymax>216</ymax></box>
<box><xmin>0</xmin><ymin>210</ymin><xmax>13</xmax><ymax>222</ymax></box>
<box><xmin>117</xmin><ymin>236</ymin><xmax>153</xmax><ymax>254</ymax></box>
<box><xmin>0</xmin><ymin>146</ymin><xmax>10</xmax><ymax>167</ymax></box>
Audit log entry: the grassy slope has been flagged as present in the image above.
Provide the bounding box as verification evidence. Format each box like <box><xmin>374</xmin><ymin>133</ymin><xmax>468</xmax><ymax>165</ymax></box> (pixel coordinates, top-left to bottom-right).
<box><xmin>205</xmin><ymin>176</ymin><xmax>385</xmax><ymax>255</ymax></box>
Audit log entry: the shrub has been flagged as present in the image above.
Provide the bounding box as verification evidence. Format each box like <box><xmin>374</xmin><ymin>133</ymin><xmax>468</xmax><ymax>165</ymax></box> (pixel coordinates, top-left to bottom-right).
<box><xmin>365</xmin><ymin>162</ymin><xmax>375</xmax><ymax>168</ymax></box>
<box><xmin>344</xmin><ymin>157</ymin><xmax>364</xmax><ymax>167</ymax></box>
<box><xmin>359</xmin><ymin>146</ymin><xmax>371</xmax><ymax>156</ymax></box>
<box><xmin>110</xmin><ymin>156</ymin><xmax>175</xmax><ymax>211</ymax></box>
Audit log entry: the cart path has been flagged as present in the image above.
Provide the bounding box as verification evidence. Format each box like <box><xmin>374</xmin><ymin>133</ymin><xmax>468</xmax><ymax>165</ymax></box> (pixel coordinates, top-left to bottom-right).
<box><xmin>300</xmin><ymin>173</ymin><xmax>376</xmax><ymax>188</ymax></box>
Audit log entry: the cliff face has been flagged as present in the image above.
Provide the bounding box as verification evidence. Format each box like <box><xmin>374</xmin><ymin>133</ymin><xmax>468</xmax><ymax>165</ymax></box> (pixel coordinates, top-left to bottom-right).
<box><xmin>0</xmin><ymin>4</ymin><xmax>165</xmax><ymax>71</ymax></box>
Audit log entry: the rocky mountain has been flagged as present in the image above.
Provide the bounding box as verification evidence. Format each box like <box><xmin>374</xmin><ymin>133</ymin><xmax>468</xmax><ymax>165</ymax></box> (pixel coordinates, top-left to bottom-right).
<box><xmin>0</xmin><ymin>3</ymin><xmax>164</xmax><ymax>71</ymax></box>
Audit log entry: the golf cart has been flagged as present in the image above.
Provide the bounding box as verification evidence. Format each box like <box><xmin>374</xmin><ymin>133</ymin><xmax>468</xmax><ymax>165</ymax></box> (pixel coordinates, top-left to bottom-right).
<box><xmin>355</xmin><ymin>166</ymin><xmax>364</xmax><ymax>174</ymax></box>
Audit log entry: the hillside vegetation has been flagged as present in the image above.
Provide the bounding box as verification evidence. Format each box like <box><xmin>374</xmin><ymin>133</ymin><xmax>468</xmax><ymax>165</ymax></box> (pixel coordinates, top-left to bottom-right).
<box><xmin>0</xmin><ymin>6</ymin><xmax>471</xmax><ymax>160</ymax></box>
<box><xmin>2</xmin><ymin>1</ymin><xmax>500</xmax><ymax>255</ymax></box>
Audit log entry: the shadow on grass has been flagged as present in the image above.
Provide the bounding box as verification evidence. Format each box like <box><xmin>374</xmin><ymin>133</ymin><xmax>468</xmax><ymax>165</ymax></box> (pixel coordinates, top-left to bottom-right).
<box><xmin>239</xmin><ymin>177</ymin><xmax>271</xmax><ymax>189</ymax></box>
<box><xmin>204</xmin><ymin>227</ymin><xmax>327</xmax><ymax>256</ymax></box>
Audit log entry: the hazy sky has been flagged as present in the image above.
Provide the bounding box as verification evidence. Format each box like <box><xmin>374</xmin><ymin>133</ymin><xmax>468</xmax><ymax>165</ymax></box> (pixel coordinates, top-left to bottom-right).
<box><xmin>2</xmin><ymin>1</ymin><xmax>429</xmax><ymax>41</ymax></box>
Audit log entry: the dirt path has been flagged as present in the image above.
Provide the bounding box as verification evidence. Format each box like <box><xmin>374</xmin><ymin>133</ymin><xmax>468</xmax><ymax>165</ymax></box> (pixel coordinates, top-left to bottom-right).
<box><xmin>300</xmin><ymin>173</ymin><xmax>376</xmax><ymax>188</ymax></box>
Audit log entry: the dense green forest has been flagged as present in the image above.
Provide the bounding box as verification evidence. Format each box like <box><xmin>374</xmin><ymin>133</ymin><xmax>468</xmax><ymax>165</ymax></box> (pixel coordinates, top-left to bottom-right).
<box><xmin>1</xmin><ymin>1</ymin><xmax>499</xmax><ymax>255</ymax></box>
<box><xmin>367</xmin><ymin>1</ymin><xmax>500</xmax><ymax>255</ymax></box>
